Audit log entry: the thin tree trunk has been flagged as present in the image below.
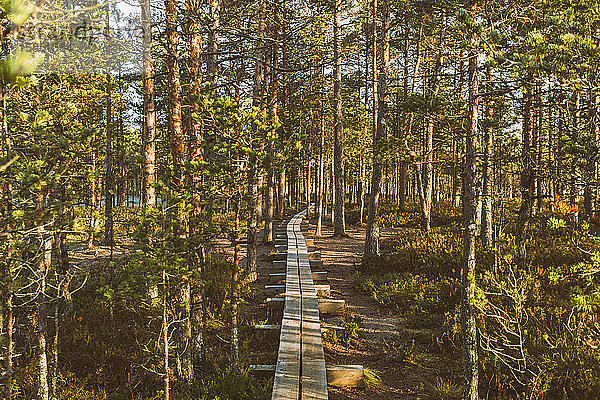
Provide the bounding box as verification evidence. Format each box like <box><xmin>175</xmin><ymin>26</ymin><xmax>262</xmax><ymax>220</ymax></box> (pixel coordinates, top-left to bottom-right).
<box><xmin>535</xmin><ymin>81</ymin><xmax>544</xmax><ymax>212</ymax></box>
<box><xmin>360</xmin><ymin>156</ymin><xmax>366</xmax><ymax>222</ymax></box>
<box><xmin>103</xmin><ymin>2</ymin><xmax>114</xmax><ymax>245</ymax></box>
<box><xmin>332</xmin><ymin>0</ymin><xmax>346</xmax><ymax>237</ymax></box>
<box><xmin>482</xmin><ymin>65</ymin><xmax>494</xmax><ymax>247</ymax></box>
<box><xmin>206</xmin><ymin>0</ymin><xmax>221</xmax><ymax>87</ymax></box>
<box><xmin>247</xmin><ymin>0</ymin><xmax>266</xmax><ymax>278</ymax></box>
<box><xmin>87</xmin><ymin>133</ymin><xmax>96</xmax><ymax>248</ymax></box>
<box><xmin>141</xmin><ymin>0</ymin><xmax>156</xmax><ymax>207</ymax></box>
<box><xmin>162</xmin><ymin>270</ymin><xmax>169</xmax><ymax>400</ymax></box>
<box><xmin>461</xmin><ymin>47</ymin><xmax>479</xmax><ymax>400</ymax></box>
<box><xmin>36</xmin><ymin>236</ymin><xmax>52</xmax><ymax>400</ymax></box>
<box><xmin>186</xmin><ymin>0</ymin><xmax>204</xmax><ymax>372</ymax></box>
<box><xmin>453</xmin><ymin>55</ymin><xmax>466</xmax><ymax>209</ymax></box>
<box><xmin>516</xmin><ymin>75</ymin><xmax>535</xmax><ymax>268</ymax></box>
<box><xmin>278</xmin><ymin>170</ymin><xmax>286</xmax><ymax>218</ymax></box>
<box><xmin>570</xmin><ymin>90</ymin><xmax>581</xmax><ymax>204</ymax></box>
<box><xmin>316</xmin><ymin>71</ymin><xmax>325</xmax><ymax>235</ymax></box>
<box><xmin>230</xmin><ymin>197</ymin><xmax>241</xmax><ymax>362</ymax></box>
<box><xmin>585</xmin><ymin>78</ymin><xmax>599</xmax><ymax>217</ymax></box>
<box><xmin>365</xmin><ymin>0</ymin><xmax>389</xmax><ymax>255</ymax></box>
<box><xmin>264</xmin><ymin>20</ymin><xmax>279</xmax><ymax>243</ymax></box>
<box><xmin>165</xmin><ymin>0</ymin><xmax>185</xmax><ymax>189</ymax></box>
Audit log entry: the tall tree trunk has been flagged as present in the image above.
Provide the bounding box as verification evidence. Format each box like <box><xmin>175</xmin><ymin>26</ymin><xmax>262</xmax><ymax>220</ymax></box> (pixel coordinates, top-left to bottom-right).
<box><xmin>5</xmin><ymin>267</ymin><xmax>13</xmax><ymax>400</ymax></box>
<box><xmin>104</xmin><ymin>3</ymin><xmax>114</xmax><ymax>245</ymax></box>
<box><xmin>360</xmin><ymin>156</ymin><xmax>366</xmax><ymax>222</ymax></box>
<box><xmin>332</xmin><ymin>0</ymin><xmax>346</xmax><ymax>237</ymax></box>
<box><xmin>535</xmin><ymin>81</ymin><xmax>544</xmax><ymax>212</ymax></box>
<box><xmin>482</xmin><ymin>65</ymin><xmax>494</xmax><ymax>247</ymax></box>
<box><xmin>87</xmin><ymin>133</ymin><xmax>96</xmax><ymax>248</ymax></box>
<box><xmin>186</xmin><ymin>0</ymin><xmax>205</xmax><ymax>372</ymax></box>
<box><xmin>453</xmin><ymin>56</ymin><xmax>466</xmax><ymax>209</ymax></box>
<box><xmin>585</xmin><ymin>78</ymin><xmax>599</xmax><ymax>217</ymax></box>
<box><xmin>230</xmin><ymin>197</ymin><xmax>241</xmax><ymax>362</ymax></box>
<box><xmin>207</xmin><ymin>0</ymin><xmax>221</xmax><ymax>87</ymax></box>
<box><xmin>420</xmin><ymin>21</ymin><xmax>445</xmax><ymax>232</ymax></box>
<box><xmin>162</xmin><ymin>270</ymin><xmax>169</xmax><ymax>400</ymax></box>
<box><xmin>36</xmin><ymin>236</ymin><xmax>52</xmax><ymax>400</ymax></box>
<box><xmin>247</xmin><ymin>0</ymin><xmax>266</xmax><ymax>278</ymax></box>
<box><xmin>316</xmin><ymin>67</ymin><xmax>325</xmax><ymax>235</ymax></box>
<box><xmin>515</xmin><ymin>75</ymin><xmax>535</xmax><ymax>268</ymax></box>
<box><xmin>570</xmin><ymin>90</ymin><xmax>581</xmax><ymax>204</ymax></box>
<box><xmin>371</xmin><ymin>0</ymin><xmax>377</xmax><ymax>147</ymax></box>
<box><xmin>461</xmin><ymin>47</ymin><xmax>479</xmax><ymax>400</ymax></box>
<box><xmin>141</xmin><ymin>0</ymin><xmax>156</xmax><ymax>207</ymax></box>
<box><xmin>278</xmin><ymin>170</ymin><xmax>285</xmax><ymax>218</ymax></box>
<box><xmin>165</xmin><ymin>0</ymin><xmax>185</xmax><ymax>189</ymax></box>
<box><xmin>365</xmin><ymin>0</ymin><xmax>389</xmax><ymax>256</ymax></box>
<box><xmin>2</xmin><ymin>97</ymin><xmax>13</xmax><ymax>397</ymax></box>
<box><xmin>264</xmin><ymin>18</ymin><xmax>279</xmax><ymax>243</ymax></box>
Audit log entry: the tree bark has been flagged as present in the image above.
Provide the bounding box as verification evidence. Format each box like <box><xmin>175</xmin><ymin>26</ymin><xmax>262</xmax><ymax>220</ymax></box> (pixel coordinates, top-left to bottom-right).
<box><xmin>165</xmin><ymin>0</ymin><xmax>185</xmax><ymax>189</ymax></box>
<box><xmin>141</xmin><ymin>0</ymin><xmax>156</xmax><ymax>207</ymax></box>
<box><xmin>230</xmin><ymin>197</ymin><xmax>241</xmax><ymax>362</ymax></box>
<box><xmin>87</xmin><ymin>133</ymin><xmax>96</xmax><ymax>248</ymax></box>
<box><xmin>364</xmin><ymin>0</ymin><xmax>389</xmax><ymax>255</ymax></box>
<box><xmin>516</xmin><ymin>75</ymin><xmax>535</xmax><ymax>268</ymax></box>
<box><xmin>264</xmin><ymin>18</ymin><xmax>279</xmax><ymax>243</ymax></box>
<box><xmin>461</xmin><ymin>47</ymin><xmax>479</xmax><ymax>400</ymax></box>
<box><xmin>570</xmin><ymin>90</ymin><xmax>581</xmax><ymax>204</ymax></box>
<box><xmin>332</xmin><ymin>0</ymin><xmax>346</xmax><ymax>237</ymax></box>
<box><xmin>316</xmin><ymin>66</ymin><xmax>325</xmax><ymax>235</ymax></box>
<box><xmin>36</xmin><ymin>236</ymin><xmax>52</xmax><ymax>400</ymax></box>
<box><xmin>186</xmin><ymin>0</ymin><xmax>205</xmax><ymax>373</ymax></box>
<box><xmin>482</xmin><ymin>65</ymin><xmax>494</xmax><ymax>247</ymax></box>
<box><xmin>103</xmin><ymin>2</ymin><xmax>114</xmax><ymax>245</ymax></box>
<box><xmin>585</xmin><ymin>78</ymin><xmax>599</xmax><ymax>217</ymax></box>
<box><xmin>247</xmin><ymin>0</ymin><xmax>266</xmax><ymax>278</ymax></box>
<box><xmin>206</xmin><ymin>0</ymin><xmax>221</xmax><ymax>87</ymax></box>
<box><xmin>162</xmin><ymin>270</ymin><xmax>170</xmax><ymax>400</ymax></box>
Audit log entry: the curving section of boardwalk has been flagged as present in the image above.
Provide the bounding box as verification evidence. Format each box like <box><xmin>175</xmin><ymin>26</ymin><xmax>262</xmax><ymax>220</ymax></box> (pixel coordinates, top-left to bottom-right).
<box><xmin>272</xmin><ymin>211</ymin><xmax>328</xmax><ymax>400</ymax></box>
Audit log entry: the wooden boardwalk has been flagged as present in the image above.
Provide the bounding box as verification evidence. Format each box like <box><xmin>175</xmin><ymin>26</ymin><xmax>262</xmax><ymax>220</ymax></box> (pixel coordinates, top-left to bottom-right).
<box><xmin>272</xmin><ymin>211</ymin><xmax>328</xmax><ymax>400</ymax></box>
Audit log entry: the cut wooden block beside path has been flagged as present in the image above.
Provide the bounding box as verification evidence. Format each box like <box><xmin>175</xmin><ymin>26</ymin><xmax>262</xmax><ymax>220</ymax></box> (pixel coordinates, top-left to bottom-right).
<box><xmin>249</xmin><ymin>364</ymin><xmax>365</xmax><ymax>388</ymax></box>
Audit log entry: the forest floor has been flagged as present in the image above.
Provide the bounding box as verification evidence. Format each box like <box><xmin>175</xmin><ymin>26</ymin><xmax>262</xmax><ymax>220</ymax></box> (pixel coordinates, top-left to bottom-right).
<box><xmin>310</xmin><ymin>221</ymin><xmax>459</xmax><ymax>400</ymax></box>
<box><xmin>65</xmin><ymin>216</ymin><xmax>457</xmax><ymax>399</ymax></box>
<box><xmin>310</xmin><ymin>223</ymin><xmax>411</xmax><ymax>399</ymax></box>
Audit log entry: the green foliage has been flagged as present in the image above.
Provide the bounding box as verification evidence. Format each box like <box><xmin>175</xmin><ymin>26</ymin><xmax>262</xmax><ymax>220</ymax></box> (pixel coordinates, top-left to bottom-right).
<box><xmin>357</xmin><ymin>200</ymin><xmax>600</xmax><ymax>397</ymax></box>
<box><xmin>428</xmin><ymin>377</ymin><xmax>461</xmax><ymax>400</ymax></box>
<box><xmin>363</xmin><ymin>368</ymin><xmax>382</xmax><ymax>391</ymax></box>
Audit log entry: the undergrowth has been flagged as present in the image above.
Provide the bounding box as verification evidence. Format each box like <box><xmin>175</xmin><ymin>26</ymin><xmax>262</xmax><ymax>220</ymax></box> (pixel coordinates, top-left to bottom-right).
<box><xmin>355</xmin><ymin>200</ymin><xmax>600</xmax><ymax>399</ymax></box>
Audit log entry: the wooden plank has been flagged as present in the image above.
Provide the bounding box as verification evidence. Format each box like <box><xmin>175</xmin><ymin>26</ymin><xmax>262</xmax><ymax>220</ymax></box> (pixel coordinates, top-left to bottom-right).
<box><xmin>272</xmin><ymin>219</ymin><xmax>302</xmax><ymax>400</ymax></box>
<box><xmin>312</xmin><ymin>271</ymin><xmax>328</xmax><ymax>282</ymax></box>
<box><xmin>309</xmin><ymin>251</ymin><xmax>322</xmax><ymax>260</ymax></box>
<box><xmin>252</xmin><ymin>364</ymin><xmax>364</xmax><ymax>388</ymax></box>
<box><xmin>317</xmin><ymin>299</ymin><xmax>345</xmax><ymax>315</ymax></box>
<box><xmin>326</xmin><ymin>365</ymin><xmax>364</xmax><ymax>388</ymax></box>
<box><xmin>266</xmin><ymin>284</ymin><xmax>329</xmax><ymax>297</ymax></box>
<box><xmin>268</xmin><ymin>272</ymin><xmax>286</xmax><ymax>282</ymax></box>
<box><xmin>270</xmin><ymin>211</ymin><xmax>330</xmax><ymax>400</ymax></box>
<box><xmin>265</xmin><ymin>284</ymin><xmax>285</xmax><ymax>296</ymax></box>
<box><xmin>253</xmin><ymin>324</ymin><xmax>343</xmax><ymax>334</ymax></box>
<box><xmin>253</xmin><ymin>324</ymin><xmax>281</xmax><ymax>331</ymax></box>
<box><xmin>315</xmin><ymin>284</ymin><xmax>331</xmax><ymax>297</ymax></box>
<box><xmin>268</xmin><ymin>271</ymin><xmax>326</xmax><ymax>281</ymax></box>
<box><xmin>299</xmin><ymin>235</ymin><xmax>328</xmax><ymax>400</ymax></box>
